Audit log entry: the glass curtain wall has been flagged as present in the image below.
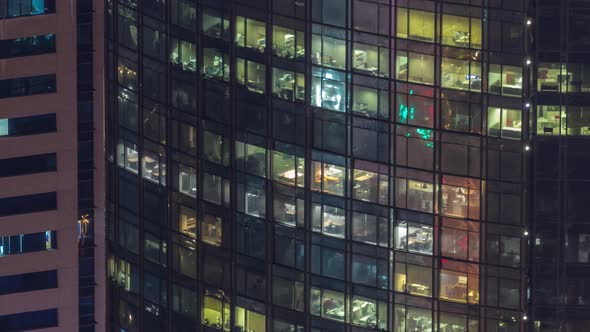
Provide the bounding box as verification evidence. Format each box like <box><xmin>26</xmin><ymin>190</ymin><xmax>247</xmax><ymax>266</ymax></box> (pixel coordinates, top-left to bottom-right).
<box><xmin>106</xmin><ymin>0</ymin><xmax>529</xmax><ymax>331</ymax></box>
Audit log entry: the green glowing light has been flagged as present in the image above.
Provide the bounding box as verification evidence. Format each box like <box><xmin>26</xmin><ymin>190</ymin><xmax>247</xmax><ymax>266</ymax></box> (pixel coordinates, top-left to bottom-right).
<box><xmin>416</xmin><ymin>128</ymin><xmax>433</xmax><ymax>140</ymax></box>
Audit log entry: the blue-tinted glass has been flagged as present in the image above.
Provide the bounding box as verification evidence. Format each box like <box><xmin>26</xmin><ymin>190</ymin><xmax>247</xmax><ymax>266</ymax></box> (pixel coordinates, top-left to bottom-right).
<box><xmin>0</xmin><ymin>309</ymin><xmax>58</xmax><ymax>331</ymax></box>
<box><xmin>0</xmin><ymin>119</ymin><xmax>7</xmax><ymax>136</ymax></box>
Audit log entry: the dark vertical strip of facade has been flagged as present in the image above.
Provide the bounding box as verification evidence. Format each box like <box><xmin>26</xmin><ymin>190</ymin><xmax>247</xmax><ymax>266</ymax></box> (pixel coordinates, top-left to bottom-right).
<box><xmin>78</xmin><ymin>0</ymin><xmax>96</xmax><ymax>331</ymax></box>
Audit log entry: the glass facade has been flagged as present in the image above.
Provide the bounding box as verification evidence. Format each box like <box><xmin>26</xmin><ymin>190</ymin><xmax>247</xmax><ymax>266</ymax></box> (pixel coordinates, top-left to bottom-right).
<box><xmin>529</xmin><ymin>0</ymin><xmax>590</xmax><ymax>331</ymax></box>
<box><xmin>106</xmin><ymin>0</ymin><xmax>529</xmax><ymax>331</ymax></box>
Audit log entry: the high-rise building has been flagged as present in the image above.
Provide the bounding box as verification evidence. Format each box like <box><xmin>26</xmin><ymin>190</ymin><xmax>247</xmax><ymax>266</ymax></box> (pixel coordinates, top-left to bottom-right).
<box><xmin>105</xmin><ymin>0</ymin><xmax>534</xmax><ymax>331</ymax></box>
<box><xmin>529</xmin><ymin>0</ymin><xmax>590</xmax><ymax>331</ymax></box>
<box><xmin>0</xmin><ymin>0</ymin><xmax>105</xmax><ymax>331</ymax></box>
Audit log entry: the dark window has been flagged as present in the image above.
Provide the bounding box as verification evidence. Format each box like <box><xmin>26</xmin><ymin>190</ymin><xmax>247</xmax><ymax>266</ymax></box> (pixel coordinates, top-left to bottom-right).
<box><xmin>0</xmin><ymin>75</ymin><xmax>56</xmax><ymax>99</ymax></box>
<box><xmin>0</xmin><ymin>35</ymin><xmax>56</xmax><ymax>59</ymax></box>
<box><xmin>0</xmin><ymin>114</ymin><xmax>56</xmax><ymax>137</ymax></box>
<box><xmin>0</xmin><ymin>270</ymin><xmax>58</xmax><ymax>295</ymax></box>
<box><xmin>0</xmin><ymin>192</ymin><xmax>57</xmax><ymax>217</ymax></box>
<box><xmin>5</xmin><ymin>0</ymin><xmax>56</xmax><ymax>18</ymax></box>
<box><xmin>0</xmin><ymin>230</ymin><xmax>57</xmax><ymax>256</ymax></box>
<box><xmin>0</xmin><ymin>153</ymin><xmax>56</xmax><ymax>177</ymax></box>
<box><xmin>0</xmin><ymin>309</ymin><xmax>58</xmax><ymax>331</ymax></box>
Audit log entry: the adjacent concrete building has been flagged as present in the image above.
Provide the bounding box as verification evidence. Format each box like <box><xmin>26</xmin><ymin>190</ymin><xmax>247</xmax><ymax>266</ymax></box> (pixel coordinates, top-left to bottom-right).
<box><xmin>0</xmin><ymin>0</ymin><xmax>105</xmax><ymax>331</ymax></box>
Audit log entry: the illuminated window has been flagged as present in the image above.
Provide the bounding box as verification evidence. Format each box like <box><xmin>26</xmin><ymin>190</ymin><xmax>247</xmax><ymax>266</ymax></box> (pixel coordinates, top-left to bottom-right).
<box><xmin>487</xmin><ymin>107</ymin><xmax>522</xmax><ymax>139</ymax></box>
<box><xmin>273</xmin><ymin>25</ymin><xmax>305</xmax><ymax>60</ymax></box>
<box><xmin>310</xmin><ymin>287</ymin><xmax>346</xmax><ymax>322</ymax></box>
<box><xmin>202</xmin><ymin>291</ymin><xmax>230</xmax><ymax>331</ymax></box>
<box><xmin>236</xmin><ymin>16</ymin><xmax>266</xmax><ymax>52</ymax></box>
<box><xmin>236</xmin><ymin>58</ymin><xmax>266</xmax><ymax>94</ymax></box>
<box><xmin>235</xmin><ymin>306</ymin><xmax>266</xmax><ymax>332</ymax></box>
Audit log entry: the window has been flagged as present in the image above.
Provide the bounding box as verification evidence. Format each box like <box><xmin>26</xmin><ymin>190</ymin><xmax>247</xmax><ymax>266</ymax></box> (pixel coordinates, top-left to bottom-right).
<box><xmin>311</xmin><ymin>67</ymin><xmax>347</xmax><ymax>112</ymax></box>
<box><xmin>396</xmin><ymin>177</ymin><xmax>434</xmax><ymax>213</ymax></box>
<box><xmin>0</xmin><ymin>113</ymin><xmax>56</xmax><ymax>137</ymax></box>
<box><xmin>273</xmin><ymin>186</ymin><xmax>304</xmax><ymax>227</ymax></box>
<box><xmin>394</xmin><ymin>262</ymin><xmax>432</xmax><ymax>297</ymax></box>
<box><xmin>352</xmin><ymin>211</ymin><xmax>388</xmax><ymax>246</ymax></box>
<box><xmin>441</xmin><ymin>218</ymin><xmax>480</xmax><ymax>262</ymax></box>
<box><xmin>487</xmin><ymin>107</ymin><xmax>522</xmax><ymax>139</ymax></box>
<box><xmin>273</xmin><ymin>25</ymin><xmax>304</xmax><ymax>60</ymax></box>
<box><xmin>203</xmin><ymin>48</ymin><xmax>229</xmax><ymax>81</ymax></box>
<box><xmin>396</xmin><ymin>8</ymin><xmax>435</xmax><ymax>43</ymax></box>
<box><xmin>311</xmin><ymin>161</ymin><xmax>346</xmax><ymax>196</ymax></box>
<box><xmin>440</xmin><ymin>265</ymin><xmax>479</xmax><ymax>304</ymax></box>
<box><xmin>352</xmin><ymin>167</ymin><xmax>388</xmax><ymax>204</ymax></box>
<box><xmin>396</xmin><ymin>91</ymin><xmax>435</xmax><ymax>128</ymax></box>
<box><xmin>352</xmin><ymin>85</ymin><xmax>389</xmax><ymax>119</ymax></box>
<box><xmin>312</xmin><ymin>203</ymin><xmax>346</xmax><ymax>238</ymax></box>
<box><xmin>202</xmin><ymin>214</ymin><xmax>223</xmax><ymax>246</ymax></box>
<box><xmin>176</xmin><ymin>205</ymin><xmax>196</xmax><ymax>239</ymax></box>
<box><xmin>143</xmin><ymin>107</ymin><xmax>166</xmax><ymax>144</ymax></box>
<box><xmin>237</xmin><ymin>179</ymin><xmax>266</xmax><ymax>218</ymax></box>
<box><xmin>312</xmin><ymin>30</ymin><xmax>347</xmax><ymax>70</ymax></box>
<box><xmin>396</xmin><ymin>51</ymin><xmax>435</xmax><ymax>85</ymax></box>
<box><xmin>0</xmin><ymin>309</ymin><xmax>58</xmax><ymax>331</ymax></box>
<box><xmin>273</xmin><ymin>277</ymin><xmax>304</xmax><ymax>311</ymax></box>
<box><xmin>170</xmin><ymin>38</ymin><xmax>196</xmax><ymax>72</ymax></box>
<box><xmin>0</xmin><ymin>34</ymin><xmax>55</xmax><ymax>59</ymax></box>
<box><xmin>441</xmin><ymin>54</ymin><xmax>482</xmax><ymax>92</ymax></box>
<box><xmin>172</xmin><ymin>285</ymin><xmax>196</xmax><ymax>318</ymax></box>
<box><xmin>171</xmin><ymin>0</ymin><xmax>196</xmax><ymax>30</ymax></box>
<box><xmin>116</xmin><ymin>140</ymin><xmax>139</xmax><ymax>174</ymax></box>
<box><xmin>118</xmin><ymin>4</ymin><xmax>138</xmax><ymax>50</ymax></box>
<box><xmin>0</xmin><ymin>153</ymin><xmax>56</xmax><ymax>177</ymax></box>
<box><xmin>352</xmin><ymin>42</ymin><xmax>389</xmax><ymax>78</ymax></box>
<box><xmin>202</xmin><ymin>9</ymin><xmax>230</xmax><ymax>40</ymax></box>
<box><xmin>144</xmin><ymin>273</ymin><xmax>167</xmax><ymax>311</ymax></box>
<box><xmin>441</xmin><ymin>176</ymin><xmax>480</xmax><ymax>220</ymax></box>
<box><xmin>489</xmin><ymin>64</ymin><xmax>522</xmax><ymax>96</ymax></box>
<box><xmin>0</xmin><ymin>270</ymin><xmax>57</xmax><ymax>295</ymax></box>
<box><xmin>487</xmin><ymin>234</ymin><xmax>521</xmax><ymax>267</ymax></box>
<box><xmin>172</xmin><ymin>231</ymin><xmax>197</xmax><ymax>278</ymax></box>
<box><xmin>202</xmin><ymin>292</ymin><xmax>231</xmax><ymax>331</ymax></box>
<box><xmin>311</xmin><ymin>245</ymin><xmax>345</xmax><ymax>279</ymax></box>
<box><xmin>236</xmin><ymin>16</ymin><xmax>266</xmax><ymax>52</ymax></box>
<box><xmin>350</xmin><ymin>296</ymin><xmax>387</xmax><ymax>330</ymax></box>
<box><xmin>177</xmin><ymin>164</ymin><xmax>196</xmax><ymax>197</ymax></box>
<box><xmin>536</xmin><ymin>105</ymin><xmax>563</xmax><ymax>135</ymax></box>
<box><xmin>236</xmin><ymin>58</ymin><xmax>266</xmax><ymax>94</ymax></box>
<box><xmin>203</xmin><ymin>130</ymin><xmax>230</xmax><ymax>166</ymax></box>
<box><xmin>352</xmin><ymin>0</ymin><xmax>389</xmax><ymax>35</ymax></box>
<box><xmin>394</xmin><ymin>306</ymin><xmax>432</xmax><ymax>332</ymax></box>
<box><xmin>236</xmin><ymin>215</ymin><xmax>266</xmax><ymax>259</ymax></box>
<box><xmin>236</xmin><ymin>141</ymin><xmax>267</xmax><ymax>178</ymax></box>
<box><xmin>0</xmin><ymin>192</ymin><xmax>56</xmax><ymax>217</ymax></box>
<box><xmin>144</xmin><ymin>232</ymin><xmax>167</xmax><ymax>266</ymax></box>
<box><xmin>142</xmin><ymin>150</ymin><xmax>166</xmax><ymax>186</ymax></box>
<box><xmin>310</xmin><ymin>287</ymin><xmax>346</xmax><ymax>322</ymax></box>
<box><xmin>440</xmin><ymin>99</ymin><xmax>481</xmax><ymax>134</ymax></box>
<box><xmin>115</xmin><ymin>258</ymin><xmax>139</xmax><ymax>293</ymax></box>
<box><xmin>235</xmin><ymin>306</ymin><xmax>266</xmax><ymax>332</ymax></box>
<box><xmin>172</xmin><ymin>120</ymin><xmax>197</xmax><ymax>153</ymax></box>
<box><xmin>0</xmin><ymin>74</ymin><xmax>56</xmax><ymax>99</ymax></box>
<box><xmin>272</xmin><ymin>149</ymin><xmax>305</xmax><ymax>187</ymax></box>
<box><xmin>351</xmin><ymin>254</ymin><xmax>387</xmax><ymax>289</ymax></box>
<box><xmin>0</xmin><ymin>231</ymin><xmax>56</xmax><ymax>256</ymax></box>
<box><xmin>203</xmin><ymin>173</ymin><xmax>230</xmax><ymax>206</ymax></box>
<box><xmin>441</xmin><ymin>14</ymin><xmax>482</xmax><ymax>49</ymax></box>
<box><xmin>537</xmin><ymin>63</ymin><xmax>565</xmax><ymax>92</ymax></box>
<box><xmin>394</xmin><ymin>219</ymin><xmax>434</xmax><ymax>255</ymax></box>
<box><xmin>274</xmin><ymin>226</ymin><xmax>305</xmax><ymax>269</ymax></box>
<box><xmin>272</xmin><ymin>68</ymin><xmax>305</xmax><ymax>102</ymax></box>
<box><xmin>6</xmin><ymin>0</ymin><xmax>55</xmax><ymax>18</ymax></box>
